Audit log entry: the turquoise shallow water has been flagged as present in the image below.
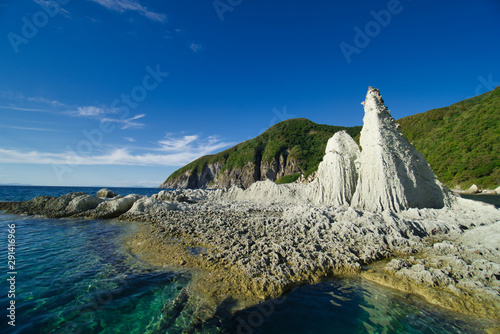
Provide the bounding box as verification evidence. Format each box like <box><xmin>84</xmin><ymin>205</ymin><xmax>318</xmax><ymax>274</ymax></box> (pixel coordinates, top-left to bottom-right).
<box><xmin>0</xmin><ymin>186</ymin><xmax>495</xmax><ymax>333</ymax></box>
<box><xmin>0</xmin><ymin>214</ymin><xmax>191</xmax><ymax>334</ymax></box>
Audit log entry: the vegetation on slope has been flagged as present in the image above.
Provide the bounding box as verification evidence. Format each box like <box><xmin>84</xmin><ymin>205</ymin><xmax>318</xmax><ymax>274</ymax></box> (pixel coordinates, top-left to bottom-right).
<box><xmin>398</xmin><ymin>87</ymin><xmax>499</xmax><ymax>189</ymax></box>
<box><xmin>166</xmin><ymin>118</ymin><xmax>362</xmax><ymax>183</ymax></box>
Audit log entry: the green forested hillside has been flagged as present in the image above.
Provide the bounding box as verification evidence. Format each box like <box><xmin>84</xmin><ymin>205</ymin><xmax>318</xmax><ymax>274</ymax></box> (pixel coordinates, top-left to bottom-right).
<box><xmin>398</xmin><ymin>87</ymin><xmax>499</xmax><ymax>189</ymax></box>
<box><xmin>166</xmin><ymin>119</ymin><xmax>361</xmax><ymax>182</ymax></box>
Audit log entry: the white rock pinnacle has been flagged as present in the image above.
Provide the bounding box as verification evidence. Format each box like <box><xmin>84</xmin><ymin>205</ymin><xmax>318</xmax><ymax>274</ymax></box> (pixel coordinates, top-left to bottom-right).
<box><xmin>351</xmin><ymin>87</ymin><xmax>450</xmax><ymax>212</ymax></box>
<box><xmin>308</xmin><ymin>130</ymin><xmax>360</xmax><ymax>206</ymax></box>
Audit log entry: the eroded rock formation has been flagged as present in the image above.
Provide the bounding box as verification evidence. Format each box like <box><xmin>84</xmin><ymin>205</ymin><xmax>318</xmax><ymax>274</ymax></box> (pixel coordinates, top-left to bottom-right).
<box><xmin>222</xmin><ymin>87</ymin><xmax>452</xmax><ymax>212</ymax></box>
<box><xmin>351</xmin><ymin>87</ymin><xmax>450</xmax><ymax>212</ymax></box>
<box><xmin>307</xmin><ymin>130</ymin><xmax>360</xmax><ymax>206</ymax></box>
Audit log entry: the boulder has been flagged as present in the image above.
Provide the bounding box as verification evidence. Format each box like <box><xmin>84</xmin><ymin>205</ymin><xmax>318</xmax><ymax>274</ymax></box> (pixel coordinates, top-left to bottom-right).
<box><xmin>153</xmin><ymin>190</ymin><xmax>187</xmax><ymax>202</ymax></box>
<box><xmin>127</xmin><ymin>197</ymin><xmax>178</xmax><ymax>215</ymax></box>
<box><xmin>496</xmin><ymin>186</ymin><xmax>500</xmax><ymax>195</ymax></box>
<box><xmin>97</xmin><ymin>188</ymin><xmax>117</xmax><ymax>198</ymax></box>
<box><xmin>42</xmin><ymin>192</ymin><xmax>88</xmax><ymax>217</ymax></box>
<box><xmin>91</xmin><ymin>194</ymin><xmax>142</xmax><ymax>219</ymax></box>
<box><xmin>463</xmin><ymin>184</ymin><xmax>480</xmax><ymax>194</ymax></box>
<box><xmin>66</xmin><ymin>195</ymin><xmax>103</xmax><ymax>215</ymax></box>
<box><xmin>18</xmin><ymin>193</ymin><xmax>86</xmax><ymax>217</ymax></box>
<box><xmin>351</xmin><ymin>87</ymin><xmax>450</xmax><ymax>212</ymax></box>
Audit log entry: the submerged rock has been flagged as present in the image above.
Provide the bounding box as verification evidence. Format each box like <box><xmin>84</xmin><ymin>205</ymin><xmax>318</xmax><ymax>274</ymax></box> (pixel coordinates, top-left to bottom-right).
<box><xmin>351</xmin><ymin>87</ymin><xmax>450</xmax><ymax>212</ymax></box>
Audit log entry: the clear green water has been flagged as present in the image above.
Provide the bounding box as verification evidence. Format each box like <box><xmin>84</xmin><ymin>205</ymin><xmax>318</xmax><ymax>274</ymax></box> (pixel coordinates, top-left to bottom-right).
<box><xmin>0</xmin><ymin>186</ymin><xmax>495</xmax><ymax>333</ymax></box>
<box><xmin>0</xmin><ymin>214</ymin><xmax>191</xmax><ymax>333</ymax></box>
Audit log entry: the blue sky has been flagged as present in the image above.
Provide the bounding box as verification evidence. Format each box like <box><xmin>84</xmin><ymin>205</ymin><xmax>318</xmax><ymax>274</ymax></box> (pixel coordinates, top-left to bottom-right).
<box><xmin>0</xmin><ymin>0</ymin><xmax>499</xmax><ymax>187</ymax></box>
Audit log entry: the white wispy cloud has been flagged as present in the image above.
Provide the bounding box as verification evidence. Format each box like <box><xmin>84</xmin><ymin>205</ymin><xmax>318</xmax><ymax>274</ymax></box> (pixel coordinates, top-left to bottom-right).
<box><xmin>89</xmin><ymin>0</ymin><xmax>166</xmax><ymax>23</ymax></box>
<box><xmin>0</xmin><ymin>134</ymin><xmax>234</xmax><ymax>167</ymax></box>
<box><xmin>189</xmin><ymin>42</ymin><xmax>202</xmax><ymax>53</ymax></box>
<box><xmin>0</xmin><ymin>106</ymin><xmax>47</xmax><ymax>112</ymax></box>
<box><xmin>27</xmin><ymin>96</ymin><xmax>66</xmax><ymax>107</ymax></box>
<box><xmin>1</xmin><ymin>92</ymin><xmax>148</xmax><ymax>132</ymax></box>
<box><xmin>70</xmin><ymin>106</ymin><xmax>146</xmax><ymax>130</ymax></box>
<box><xmin>158</xmin><ymin>135</ymin><xmax>199</xmax><ymax>152</ymax></box>
<box><xmin>1</xmin><ymin>125</ymin><xmax>67</xmax><ymax>132</ymax></box>
<box><xmin>74</xmin><ymin>105</ymin><xmax>106</xmax><ymax>117</ymax></box>
<box><xmin>124</xmin><ymin>137</ymin><xmax>136</xmax><ymax>142</ymax></box>
<box><xmin>32</xmin><ymin>0</ymin><xmax>71</xmax><ymax>18</ymax></box>
<box><xmin>101</xmin><ymin>114</ymin><xmax>146</xmax><ymax>129</ymax></box>
<box><xmin>0</xmin><ymin>91</ymin><xmax>67</xmax><ymax>112</ymax></box>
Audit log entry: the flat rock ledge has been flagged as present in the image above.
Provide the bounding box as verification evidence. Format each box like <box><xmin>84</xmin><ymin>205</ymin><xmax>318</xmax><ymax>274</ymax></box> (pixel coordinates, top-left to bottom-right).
<box><xmin>2</xmin><ymin>190</ymin><xmax>500</xmax><ymax>324</ymax></box>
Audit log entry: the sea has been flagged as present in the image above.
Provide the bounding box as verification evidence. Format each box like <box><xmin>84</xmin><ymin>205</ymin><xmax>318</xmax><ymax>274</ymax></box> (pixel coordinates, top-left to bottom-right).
<box><xmin>0</xmin><ymin>185</ymin><xmax>497</xmax><ymax>334</ymax></box>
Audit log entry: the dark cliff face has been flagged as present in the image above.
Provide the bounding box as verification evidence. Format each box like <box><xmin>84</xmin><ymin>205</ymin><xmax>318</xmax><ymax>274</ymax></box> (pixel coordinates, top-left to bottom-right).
<box><xmin>159</xmin><ymin>161</ymin><xmax>225</xmax><ymax>189</ymax></box>
<box><xmin>159</xmin><ymin>153</ymin><xmax>302</xmax><ymax>189</ymax></box>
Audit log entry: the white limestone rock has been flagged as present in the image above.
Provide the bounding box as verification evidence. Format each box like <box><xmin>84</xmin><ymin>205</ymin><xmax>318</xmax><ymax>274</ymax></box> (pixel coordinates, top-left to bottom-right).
<box><xmin>351</xmin><ymin>87</ymin><xmax>450</xmax><ymax>212</ymax></box>
<box><xmin>66</xmin><ymin>194</ymin><xmax>103</xmax><ymax>214</ymax></box>
<box><xmin>92</xmin><ymin>194</ymin><xmax>142</xmax><ymax>218</ymax></box>
<box><xmin>459</xmin><ymin>221</ymin><xmax>500</xmax><ymax>251</ymax></box>
<box><xmin>463</xmin><ymin>184</ymin><xmax>480</xmax><ymax>194</ymax></box>
<box><xmin>128</xmin><ymin>197</ymin><xmax>178</xmax><ymax>215</ymax></box>
<box><xmin>216</xmin><ymin>180</ymin><xmax>308</xmax><ymax>205</ymax></box>
<box><xmin>307</xmin><ymin>130</ymin><xmax>360</xmax><ymax>206</ymax></box>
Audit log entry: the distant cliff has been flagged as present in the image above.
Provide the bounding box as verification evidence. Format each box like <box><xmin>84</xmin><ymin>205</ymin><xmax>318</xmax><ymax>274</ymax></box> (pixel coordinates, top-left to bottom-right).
<box><xmin>159</xmin><ymin>119</ymin><xmax>362</xmax><ymax>189</ymax></box>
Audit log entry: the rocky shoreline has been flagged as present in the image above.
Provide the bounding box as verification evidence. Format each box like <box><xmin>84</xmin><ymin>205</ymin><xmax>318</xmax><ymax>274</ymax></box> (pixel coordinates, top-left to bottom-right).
<box><xmin>2</xmin><ymin>188</ymin><xmax>499</xmax><ymax>323</ymax></box>
<box><xmin>1</xmin><ymin>87</ymin><xmax>499</xmax><ymax>331</ymax></box>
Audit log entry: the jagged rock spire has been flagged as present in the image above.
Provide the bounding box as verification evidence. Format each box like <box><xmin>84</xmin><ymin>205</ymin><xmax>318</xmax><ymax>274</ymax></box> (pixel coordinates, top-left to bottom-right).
<box><xmin>351</xmin><ymin>87</ymin><xmax>449</xmax><ymax>212</ymax></box>
<box><xmin>307</xmin><ymin>130</ymin><xmax>360</xmax><ymax>206</ymax></box>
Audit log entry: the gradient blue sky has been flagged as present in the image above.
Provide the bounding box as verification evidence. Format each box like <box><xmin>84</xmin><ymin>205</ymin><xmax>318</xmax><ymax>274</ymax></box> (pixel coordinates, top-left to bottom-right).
<box><xmin>0</xmin><ymin>0</ymin><xmax>499</xmax><ymax>187</ymax></box>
